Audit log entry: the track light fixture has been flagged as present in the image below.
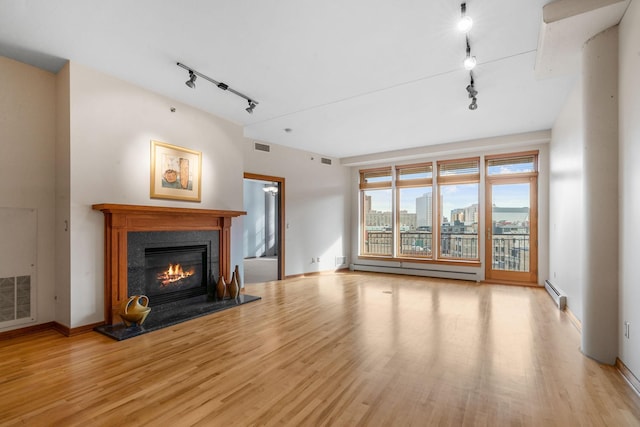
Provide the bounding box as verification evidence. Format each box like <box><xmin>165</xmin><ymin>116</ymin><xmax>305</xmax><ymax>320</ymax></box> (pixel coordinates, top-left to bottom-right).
<box><xmin>464</xmin><ymin>36</ymin><xmax>476</xmax><ymax>70</ymax></box>
<box><xmin>457</xmin><ymin>3</ymin><xmax>473</xmax><ymax>33</ymax></box>
<box><xmin>177</xmin><ymin>62</ymin><xmax>259</xmax><ymax>114</ymax></box>
<box><xmin>466</xmin><ymin>76</ymin><xmax>478</xmax><ymax>98</ymax></box>
<box><xmin>467</xmin><ymin>72</ymin><xmax>478</xmax><ymax>110</ymax></box>
<box><xmin>459</xmin><ymin>3</ymin><xmax>479</xmax><ymax>110</ymax></box>
<box><xmin>185</xmin><ymin>70</ymin><xmax>197</xmax><ymax>88</ymax></box>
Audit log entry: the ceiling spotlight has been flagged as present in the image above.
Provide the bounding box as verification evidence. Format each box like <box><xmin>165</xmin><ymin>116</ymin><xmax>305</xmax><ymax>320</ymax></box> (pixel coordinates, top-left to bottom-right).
<box><xmin>457</xmin><ymin>3</ymin><xmax>473</xmax><ymax>33</ymax></box>
<box><xmin>464</xmin><ymin>36</ymin><xmax>476</xmax><ymax>70</ymax></box>
<box><xmin>466</xmin><ymin>84</ymin><xmax>478</xmax><ymax>98</ymax></box>
<box><xmin>464</xmin><ymin>56</ymin><xmax>477</xmax><ymax>70</ymax></box>
<box><xmin>246</xmin><ymin>100</ymin><xmax>256</xmax><ymax>114</ymax></box>
<box><xmin>466</xmin><ymin>74</ymin><xmax>478</xmax><ymax>98</ymax></box>
<box><xmin>466</xmin><ymin>73</ymin><xmax>478</xmax><ymax>110</ymax></box>
<box><xmin>185</xmin><ymin>70</ymin><xmax>197</xmax><ymax>88</ymax></box>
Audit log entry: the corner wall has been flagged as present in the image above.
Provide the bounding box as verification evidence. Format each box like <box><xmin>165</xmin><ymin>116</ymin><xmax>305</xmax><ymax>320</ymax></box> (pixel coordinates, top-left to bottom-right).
<box><xmin>619</xmin><ymin>0</ymin><xmax>640</xmax><ymax>379</ymax></box>
<box><xmin>0</xmin><ymin>56</ymin><xmax>57</xmax><ymax>330</ymax></box>
<box><xmin>549</xmin><ymin>81</ymin><xmax>584</xmax><ymax>321</ymax></box>
<box><xmin>55</xmin><ymin>62</ymin><xmax>71</xmax><ymax>327</ymax></box>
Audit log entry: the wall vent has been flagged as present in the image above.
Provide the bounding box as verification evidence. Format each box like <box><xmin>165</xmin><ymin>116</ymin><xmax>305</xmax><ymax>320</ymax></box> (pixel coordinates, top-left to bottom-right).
<box><xmin>321</xmin><ymin>157</ymin><xmax>332</xmax><ymax>165</ymax></box>
<box><xmin>0</xmin><ymin>276</ymin><xmax>32</xmax><ymax>323</ymax></box>
<box><xmin>254</xmin><ymin>142</ymin><xmax>270</xmax><ymax>152</ymax></box>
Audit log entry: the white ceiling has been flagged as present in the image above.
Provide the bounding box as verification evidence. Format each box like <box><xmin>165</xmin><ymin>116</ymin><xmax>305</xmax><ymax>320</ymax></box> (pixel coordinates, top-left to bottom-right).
<box><xmin>0</xmin><ymin>0</ymin><xmax>578</xmax><ymax>158</ymax></box>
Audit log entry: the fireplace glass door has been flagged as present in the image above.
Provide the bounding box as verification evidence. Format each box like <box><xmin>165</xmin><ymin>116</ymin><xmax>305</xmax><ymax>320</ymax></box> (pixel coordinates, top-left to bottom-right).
<box><xmin>144</xmin><ymin>245</ymin><xmax>207</xmax><ymax>305</ymax></box>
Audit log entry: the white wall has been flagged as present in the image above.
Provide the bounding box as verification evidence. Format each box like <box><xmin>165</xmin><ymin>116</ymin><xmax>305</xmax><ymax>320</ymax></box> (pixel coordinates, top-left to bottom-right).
<box><xmin>0</xmin><ymin>57</ymin><xmax>57</xmax><ymax>330</ymax></box>
<box><xmin>55</xmin><ymin>63</ymin><xmax>71</xmax><ymax>327</ymax></box>
<box><xmin>67</xmin><ymin>62</ymin><xmax>245</xmax><ymax>327</ymax></box>
<box><xmin>618</xmin><ymin>0</ymin><xmax>640</xmax><ymax>379</ymax></box>
<box><xmin>549</xmin><ymin>81</ymin><xmax>583</xmax><ymax>321</ymax></box>
<box><xmin>242</xmin><ymin>141</ymin><xmax>352</xmax><ymax>276</ymax></box>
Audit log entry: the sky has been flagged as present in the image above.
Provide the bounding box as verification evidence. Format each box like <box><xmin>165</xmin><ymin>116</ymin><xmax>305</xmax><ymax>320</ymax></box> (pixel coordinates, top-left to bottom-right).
<box><xmin>367</xmin><ymin>182</ymin><xmax>529</xmax><ymax>218</ymax></box>
<box><xmin>365</xmin><ymin>160</ymin><xmax>533</xmax><ymax>216</ymax></box>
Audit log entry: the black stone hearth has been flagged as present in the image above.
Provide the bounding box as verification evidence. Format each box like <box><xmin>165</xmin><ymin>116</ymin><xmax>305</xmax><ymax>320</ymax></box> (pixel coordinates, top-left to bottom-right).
<box><xmin>95</xmin><ymin>294</ymin><xmax>261</xmax><ymax>341</ymax></box>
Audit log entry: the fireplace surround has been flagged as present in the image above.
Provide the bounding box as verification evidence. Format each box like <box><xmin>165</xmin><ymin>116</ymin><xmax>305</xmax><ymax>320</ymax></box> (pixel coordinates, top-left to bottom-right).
<box><xmin>93</xmin><ymin>204</ymin><xmax>245</xmax><ymax>325</ymax></box>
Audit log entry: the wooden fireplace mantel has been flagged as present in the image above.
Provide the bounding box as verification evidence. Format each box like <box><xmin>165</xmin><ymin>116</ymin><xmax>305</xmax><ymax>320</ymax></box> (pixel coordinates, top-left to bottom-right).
<box><xmin>93</xmin><ymin>203</ymin><xmax>246</xmax><ymax>324</ymax></box>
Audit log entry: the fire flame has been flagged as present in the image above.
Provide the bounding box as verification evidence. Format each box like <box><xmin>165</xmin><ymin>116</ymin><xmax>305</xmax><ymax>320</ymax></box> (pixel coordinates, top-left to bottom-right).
<box><xmin>157</xmin><ymin>263</ymin><xmax>194</xmax><ymax>287</ymax></box>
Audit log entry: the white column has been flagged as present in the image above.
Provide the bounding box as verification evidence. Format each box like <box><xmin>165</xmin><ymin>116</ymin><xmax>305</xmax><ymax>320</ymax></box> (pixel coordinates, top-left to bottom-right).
<box><xmin>581</xmin><ymin>26</ymin><xmax>619</xmax><ymax>364</ymax></box>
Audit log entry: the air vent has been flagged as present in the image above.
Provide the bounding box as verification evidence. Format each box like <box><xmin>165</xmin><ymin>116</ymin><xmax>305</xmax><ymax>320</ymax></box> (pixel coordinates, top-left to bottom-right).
<box><xmin>321</xmin><ymin>157</ymin><xmax>332</xmax><ymax>165</ymax></box>
<box><xmin>254</xmin><ymin>142</ymin><xmax>270</xmax><ymax>152</ymax></box>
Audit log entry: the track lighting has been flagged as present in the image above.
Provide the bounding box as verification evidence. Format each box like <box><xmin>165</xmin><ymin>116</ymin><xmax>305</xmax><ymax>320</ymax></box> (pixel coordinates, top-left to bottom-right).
<box><xmin>457</xmin><ymin>3</ymin><xmax>473</xmax><ymax>33</ymax></box>
<box><xmin>185</xmin><ymin>70</ymin><xmax>197</xmax><ymax>88</ymax></box>
<box><xmin>466</xmin><ymin>75</ymin><xmax>478</xmax><ymax>98</ymax></box>
<box><xmin>464</xmin><ymin>36</ymin><xmax>476</xmax><ymax>70</ymax></box>
<box><xmin>177</xmin><ymin>62</ymin><xmax>259</xmax><ymax>114</ymax></box>
<box><xmin>467</xmin><ymin>72</ymin><xmax>478</xmax><ymax>111</ymax></box>
<box><xmin>459</xmin><ymin>3</ymin><xmax>479</xmax><ymax>110</ymax></box>
<box><xmin>246</xmin><ymin>100</ymin><xmax>256</xmax><ymax>114</ymax></box>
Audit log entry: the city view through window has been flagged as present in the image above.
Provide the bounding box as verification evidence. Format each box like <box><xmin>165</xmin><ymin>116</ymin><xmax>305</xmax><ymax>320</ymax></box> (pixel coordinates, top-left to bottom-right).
<box><xmin>361</xmin><ymin>155</ymin><xmax>534</xmax><ymax>270</ymax></box>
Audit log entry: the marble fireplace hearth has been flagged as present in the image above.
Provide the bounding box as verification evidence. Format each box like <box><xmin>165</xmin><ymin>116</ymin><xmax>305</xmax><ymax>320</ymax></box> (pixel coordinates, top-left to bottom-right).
<box><xmin>95</xmin><ymin>293</ymin><xmax>261</xmax><ymax>340</ymax></box>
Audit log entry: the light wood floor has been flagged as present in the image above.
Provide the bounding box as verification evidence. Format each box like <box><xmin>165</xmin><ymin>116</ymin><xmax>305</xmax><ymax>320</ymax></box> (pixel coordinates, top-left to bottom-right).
<box><xmin>1</xmin><ymin>272</ymin><xmax>640</xmax><ymax>426</ymax></box>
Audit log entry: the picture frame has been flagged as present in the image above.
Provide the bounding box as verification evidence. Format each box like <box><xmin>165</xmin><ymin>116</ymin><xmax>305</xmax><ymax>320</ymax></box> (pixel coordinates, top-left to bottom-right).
<box><xmin>150</xmin><ymin>140</ymin><xmax>202</xmax><ymax>202</ymax></box>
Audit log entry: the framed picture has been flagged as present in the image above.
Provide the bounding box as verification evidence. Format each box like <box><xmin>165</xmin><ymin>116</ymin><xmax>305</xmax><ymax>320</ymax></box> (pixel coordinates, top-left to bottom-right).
<box><xmin>150</xmin><ymin>140</ymin><xmax>202</xmax><ymax>202</ymax></box>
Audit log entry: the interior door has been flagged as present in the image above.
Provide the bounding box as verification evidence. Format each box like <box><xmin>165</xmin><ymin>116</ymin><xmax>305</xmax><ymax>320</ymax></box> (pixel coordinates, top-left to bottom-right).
<box><xmin>485</xmin><ymin>176</ymin><xmax>537</xmax><ymax>283</ymax></box>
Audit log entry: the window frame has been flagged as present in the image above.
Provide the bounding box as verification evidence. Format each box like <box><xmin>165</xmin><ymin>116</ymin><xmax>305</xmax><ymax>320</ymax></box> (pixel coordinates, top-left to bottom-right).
<box><xmin>360</xmin><ymin>167</ymin><xmax>393</xmax><ymax>257</ymax></box>
<box><xmin>395</xmin><ymin>163</ymin><xmax>433</xmax><ymax>258</ymax></box>
<box><xmin>436</xmin><ymin>157</ymin><xmax>481</xmax><ymax>261</ymax></box>
<box><xmin>358</xmin><ymin>157</ymin><xmax>489</xmax><ymax>266</ymax></box>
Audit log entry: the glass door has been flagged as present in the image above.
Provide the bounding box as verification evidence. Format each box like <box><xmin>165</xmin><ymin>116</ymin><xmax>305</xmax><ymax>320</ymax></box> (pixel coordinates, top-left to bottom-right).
<box><xmin>485</xmin><ymin>175</ymin><xmax>537</xmax><ymax>283</ymax></box>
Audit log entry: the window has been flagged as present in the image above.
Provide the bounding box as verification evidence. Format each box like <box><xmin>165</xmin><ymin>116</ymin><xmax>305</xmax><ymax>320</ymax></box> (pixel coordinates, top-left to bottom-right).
<box><xmin>487</xmin><ymin>154</ymin><xmax>536</xmax><ymax>176</ymax></box>
<box><xmin>437</xmin><ymin>158</ymin><xmax>480</xmax><ymax>260</ymax></box>
<box><xmin>360</xmin><ymin>168</ymin><xmax>392</xmax><ymax>256</ymax></box>
<box><xmin>358</xmin><ymin>156</ymin><xmax>488</xmax><ymax>263</ymax></box>
<box><xmin>485</xmin><ymin>152</ymin><xmax>539</xmax><ymax>282</ymax></box>
<box><xmin>396</xmin><ymin>164</ymin><xmax>433</xmax><ymax>257</ymax></box>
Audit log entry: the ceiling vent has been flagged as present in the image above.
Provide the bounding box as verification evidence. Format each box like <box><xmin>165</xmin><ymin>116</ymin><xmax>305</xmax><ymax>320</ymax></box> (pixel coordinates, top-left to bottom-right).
<box><xmin>321</xmin><ymin>157</ymin><xmax>332</xmax><ymax>165</ymax></box>
<box><xmin>254</xmin><ymin>142</ymin><xmax>270</xmax><ymax>152</ymax></box>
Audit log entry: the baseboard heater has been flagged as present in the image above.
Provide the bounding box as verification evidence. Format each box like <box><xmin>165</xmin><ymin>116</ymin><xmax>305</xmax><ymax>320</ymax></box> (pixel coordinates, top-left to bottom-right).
<box><xmin>544</xmin><ymin>279</ymin><xmax>567</xmax><ymax>310</ymax></box>
<box><xmin>351</xmin><ymin>263</ymin><xmax>479</xmax><ymax>282</ymax></box>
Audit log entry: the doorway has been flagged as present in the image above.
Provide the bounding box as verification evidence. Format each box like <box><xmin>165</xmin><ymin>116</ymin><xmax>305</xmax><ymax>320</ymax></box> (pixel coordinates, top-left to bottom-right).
<box><xmin>243</xmin><ymin>173</ymin><xmax>285</xmax><ymax>283</ymax></box>
<box><xmin>484</xmin><ymin>154</ymin><xmax>538</xmax><ymax>284</ymax></box>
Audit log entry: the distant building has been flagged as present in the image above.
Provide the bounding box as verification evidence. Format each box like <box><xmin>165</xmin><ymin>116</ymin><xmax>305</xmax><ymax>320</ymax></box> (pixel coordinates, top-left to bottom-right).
<box><xmin>416</xmin><ymin>193</ymin><xmax>433</xmax><ymax>228</ymax></box>
<box><xmin>451</xmin><ymin>208</ymin><xmax>465</xmax><ymax>223</ymax></box>
<box><xmin>492</xmin><ymin>206</ymin><xmax>529</xmax><ymax>234</ymax></box>
<box><xmin>399</xmin><ymin>210</ymin><xmax>417</xmax><ymax>231</ymax></box>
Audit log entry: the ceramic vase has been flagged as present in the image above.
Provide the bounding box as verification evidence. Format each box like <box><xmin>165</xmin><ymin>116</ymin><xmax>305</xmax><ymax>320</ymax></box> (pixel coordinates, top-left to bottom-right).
<box><xmin>216</xmin><ymin>275</ymin><xmax>227</xmax><ymax>300</ymax></box>
<box><xmin>234</xmin><ymin>265</ymin><xmax>242</xmax><ymax>293</ymax></box>
<box><xmin>207</xmin><ymin>271</ymin><xmax>216</xmax><ymax>301</ymax></box>
<box><xmin>228</xmin><ymin>271</ymin><xmax>240</xmax><ymax>299</ymax></box>
<box><xmin>120</xmin><ymin>295</ymin><xmax>151</xmax><ymax>327</ymax></box>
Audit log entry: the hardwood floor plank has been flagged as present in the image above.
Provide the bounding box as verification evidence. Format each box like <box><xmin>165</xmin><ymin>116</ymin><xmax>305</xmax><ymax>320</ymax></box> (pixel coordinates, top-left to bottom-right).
<box><xmin>0</xmin><ymin>272</ymin><xmax>639</xmax><ymax>426</ymax></box>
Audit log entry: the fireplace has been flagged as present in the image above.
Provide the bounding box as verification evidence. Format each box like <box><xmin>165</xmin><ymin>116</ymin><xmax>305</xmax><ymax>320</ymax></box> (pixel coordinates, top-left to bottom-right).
<box><xmin>127</xmin><ymin>230</ymin><xmax>218</xmax><ymax>308</ymax></box>
<box><xmin>145</xmin><ymin>245</ymin><xmax>206</xmax><ymax>304</ymax></box>
<box><xmin>93</xmin><ymin>204</ymin><xmax>245</xmax><ymax>324</ymax></box>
